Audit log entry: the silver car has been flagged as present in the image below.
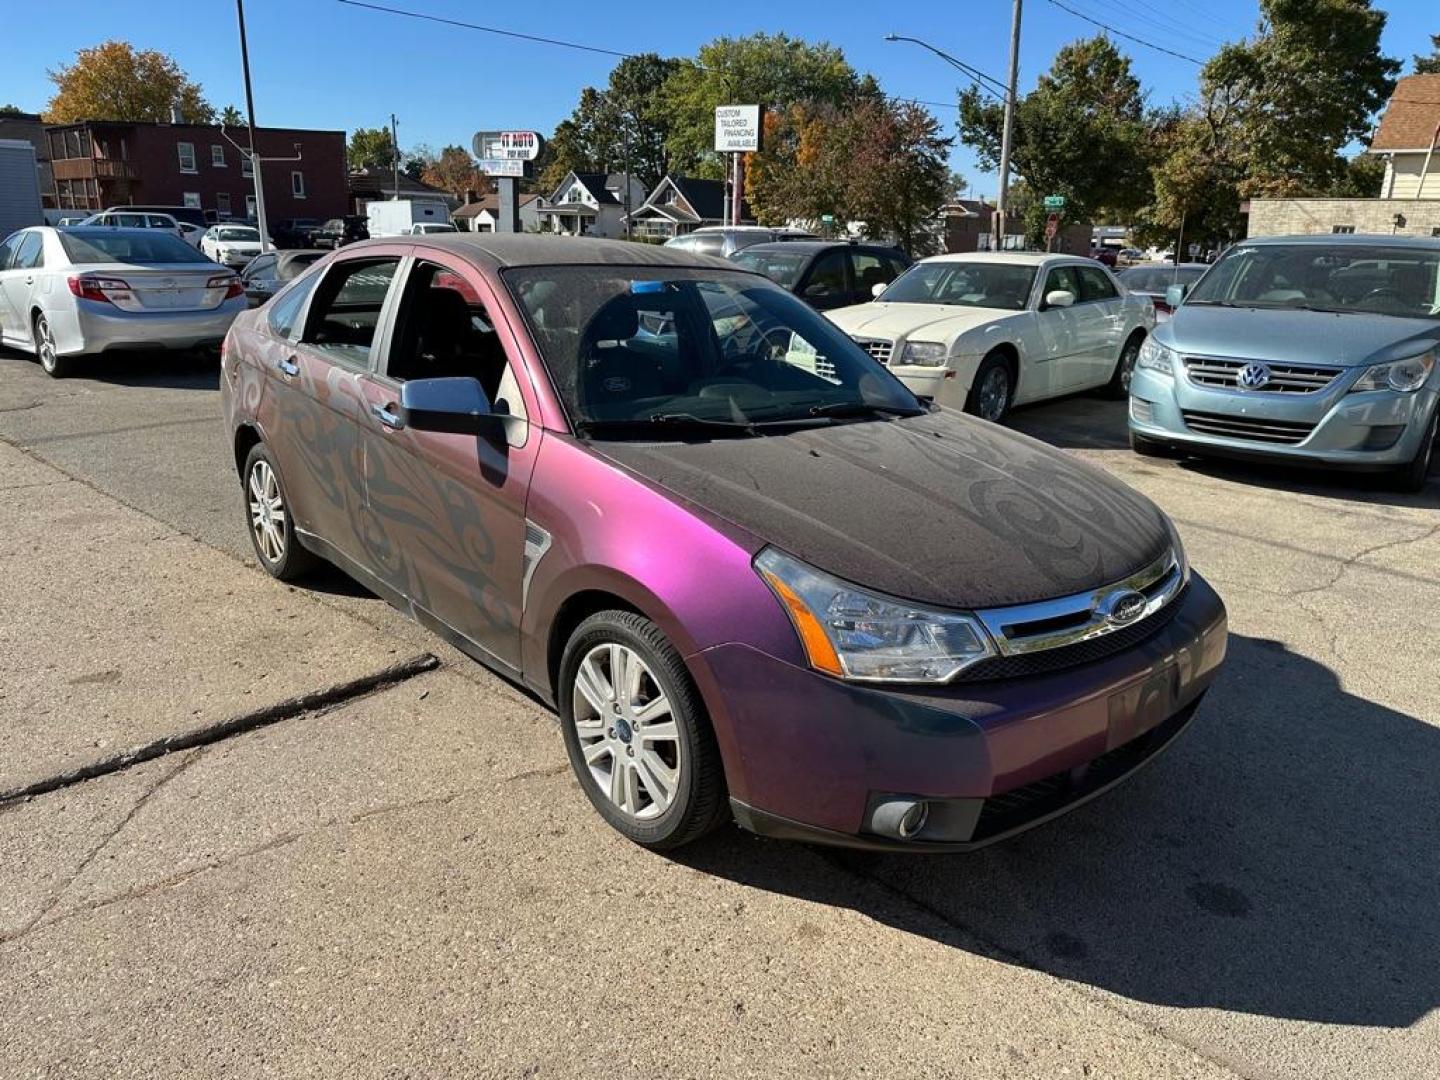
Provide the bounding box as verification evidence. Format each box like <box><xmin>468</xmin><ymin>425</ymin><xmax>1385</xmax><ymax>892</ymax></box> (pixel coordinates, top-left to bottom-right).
<box><xmin>1129</xmin><ymin>235</ymin><xmax>1439</xmax><ymax>491</ymax></box>
<box><xmin>0</xmin><ymin>226</ymin><xmax>246</xmax><ymax>378</ymax></box>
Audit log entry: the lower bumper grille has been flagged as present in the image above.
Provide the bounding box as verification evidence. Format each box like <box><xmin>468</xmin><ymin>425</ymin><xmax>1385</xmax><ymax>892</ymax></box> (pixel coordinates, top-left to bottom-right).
<box><xmin>1180</xmin><ymin>410</ymin><xmax>1316</xmax><ymax>445</ymax></box>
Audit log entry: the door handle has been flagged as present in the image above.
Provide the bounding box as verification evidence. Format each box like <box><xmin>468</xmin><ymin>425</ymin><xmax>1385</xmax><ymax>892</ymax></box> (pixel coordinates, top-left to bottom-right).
<box><xmin>371</xmin><ymin>403</ymin><xmax>403</xmax><ymax>430</ymax></box>
<box><xmin>276</xmin><ymin>356</ymin><xmax>299</xmax><ymax>377</ymax></box>
<box><xmin>23</xmin><ymin>277</ymin><xmax>33</xmax><ymax>285</ymax></box>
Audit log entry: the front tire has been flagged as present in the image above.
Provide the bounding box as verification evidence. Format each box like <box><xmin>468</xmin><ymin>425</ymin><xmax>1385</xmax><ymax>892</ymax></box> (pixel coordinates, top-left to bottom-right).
<box><xmin>965</xmin><ymin>351</ymin><xmax>1013</xmax><ymax>422</ymax></box>
<box><xmin>34</xmin><ymin>313</ymin><xmax>77</xmax><ymax>378</ymax></box>
<box><xmin>1390</xmin><ymin>405</ymin><xmax>1437</xmax><ymax>493</ymax></box>
<box><xmin>1105</xmin><ymin>332</ymin><xmax>1145</xmax><ymax>398</ymax></box>
<box><xmin>242</xmin><ymin>443</ymin><xmax>318</xmax><ymax>581</ymax></box>
<box><xmin>558</xmin><ymin>611</ymin><xmax>727</xmax><ymax>850</ymax></box>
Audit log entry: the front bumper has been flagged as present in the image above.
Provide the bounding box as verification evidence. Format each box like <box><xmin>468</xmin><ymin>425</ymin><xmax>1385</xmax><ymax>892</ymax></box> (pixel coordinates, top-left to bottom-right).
<box><xmin>693</xmin><ymin>573</ymin><xmax>1227</xmax><ymax>851</ymax></box>
<box><xmin>59</xmin><ymin>297</ymin><xmax>248</xmax><ymax>355</ymax></box>
<box><xmin>1130</xmin><ymin>365</ymin><xmax>1439</xmax><ymax>469</ymax></box>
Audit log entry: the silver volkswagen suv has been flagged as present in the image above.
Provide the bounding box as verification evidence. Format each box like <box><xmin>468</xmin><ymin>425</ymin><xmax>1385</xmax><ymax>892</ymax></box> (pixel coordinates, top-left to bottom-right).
<box><xmin>1128</xmin><ymin>235</ymin><xmax>1439</xmax><ymax>491</ymax></box>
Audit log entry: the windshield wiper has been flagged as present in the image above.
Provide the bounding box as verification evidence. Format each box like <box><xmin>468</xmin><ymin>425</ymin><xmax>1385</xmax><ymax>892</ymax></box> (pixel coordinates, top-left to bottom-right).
<box><xmin>806</xmin><ymin>401</ymin><xmax>928</xmax><ymax>419</ymax></box>
<box><xmin>576</xmin><ymin>413</ymin><xmax>757</xmax><ymax>438</ymax></box>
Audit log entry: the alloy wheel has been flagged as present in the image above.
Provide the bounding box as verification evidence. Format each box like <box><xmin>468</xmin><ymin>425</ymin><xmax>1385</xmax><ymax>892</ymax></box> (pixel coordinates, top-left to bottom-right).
<box><xmin>1118</xmin><ymin>339</ymin><xmax>1140</xmax><ymax>393</ymax></box>
<box><xmin>571</xmin><ymin>643</ymin><xmax>682</xmax><ymax>820</ymax></box>
<box><xmin>247</xmin><ymin>459</ymin><xmax>287</xmax><ymax>563</ymax></box>
<box><xmin>35</xmin><ymin>316</ymin><xmax>57</xmax><ymax>373</ymax></box>
<box><xmin>978</xmin><ymin>366</ymin><xmax>1010</xmax><ymax>421</ymax></box>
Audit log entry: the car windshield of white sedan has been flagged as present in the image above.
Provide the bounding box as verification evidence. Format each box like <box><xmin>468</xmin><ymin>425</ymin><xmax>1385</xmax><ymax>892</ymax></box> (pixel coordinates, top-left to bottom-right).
<box><xmin>1119</xmin><ymin>265</ymin><xmax>1207</xmax><ymax>293</ymax></box>
<box><xmin>507</xmin><ymin>267</ymin><xmax>922</xmax><ymax>432</ymax></box>
<box><xmin>729</xmin><ymin>250</ymin><xmax>808</xmax><ymax>288</ymax></box>
<box><xmin>59</xmin><ymin>231</ymin><xmax>213</xmax><ymax>265</ymax></box>
<box><xmin>1187</xmin><ymin>244</ymin><xmax>1440</xmax><ymax>319</ymax></box>
<box><xmin>879</xmin><ymin>262</ymin><xmax>1036</xmax><ymax>310</ymax></box>
<box><xmin>216</xmin><ymin>227</ymin><xmax>259</xmax><ymax>242</ymax></box>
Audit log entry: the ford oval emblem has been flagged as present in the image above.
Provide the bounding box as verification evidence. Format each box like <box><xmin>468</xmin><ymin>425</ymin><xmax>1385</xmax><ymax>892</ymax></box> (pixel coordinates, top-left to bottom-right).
<box><xmin>1236</xmin><ymin>362</ymin><xmax>1271</xmax><ymax>390</ymax></box>
<box><xmin>1100</xmin><ymin>588</ymin><xmax>1148</xmax><ymax>627</ymax></box>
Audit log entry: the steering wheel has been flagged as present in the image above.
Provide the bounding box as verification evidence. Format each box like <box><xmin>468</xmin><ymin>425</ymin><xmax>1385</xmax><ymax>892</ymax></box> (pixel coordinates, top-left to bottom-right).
<box><xmin>1359</xmin><ymin>287</ymin><xmax>1407</xmax><ymax>312</ymax></box>
<box><xmin>713</xmin><ymin>325</ymin><xmax>793</xmax><ymax>378</ymax></box>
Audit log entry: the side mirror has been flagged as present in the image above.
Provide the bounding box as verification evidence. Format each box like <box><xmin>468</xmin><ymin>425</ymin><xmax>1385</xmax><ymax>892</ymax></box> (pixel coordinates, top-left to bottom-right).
<box><xmin>1044</xmin><ymin>289</ymin><xmax>1076</xmax><ymax>309</ymax></box>
<box><xmin>871</xmin><ymin>281</ymin><xmax>887</xmax><ymax>299</ymax></box>
<box><xmin>398</xmin><ymin>377</ymin><xmax>520</xmax><ymax>438</ymax></box>
<box><xmin>1165</xmin><ymin>283</ymin><xmax>1190</xmax><ymax>308</ymax></box>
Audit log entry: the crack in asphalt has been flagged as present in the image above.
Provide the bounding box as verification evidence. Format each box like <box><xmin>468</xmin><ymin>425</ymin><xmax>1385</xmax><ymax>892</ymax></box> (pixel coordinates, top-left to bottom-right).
<box><xmin>0</xmin><ymin>653</ymin><xmax>440</xmax><ymax>805</ymax></box>
<box><xmin>1281</xmin><ymin>521</ymin><xmax>1440</xmax><ymax>601</ymax></box>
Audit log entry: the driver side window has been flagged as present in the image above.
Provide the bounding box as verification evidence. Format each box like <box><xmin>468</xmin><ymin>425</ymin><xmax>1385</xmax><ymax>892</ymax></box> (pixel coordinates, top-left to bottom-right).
<box><xmin>1043</xmin><ymin>266</ymin><xmax>1082</xmax><ymax>305</ymax></box>
<box><xmin>300</xmin><ymin>257</ymin><xmax>400</xmax><ymax>366</ymax></box>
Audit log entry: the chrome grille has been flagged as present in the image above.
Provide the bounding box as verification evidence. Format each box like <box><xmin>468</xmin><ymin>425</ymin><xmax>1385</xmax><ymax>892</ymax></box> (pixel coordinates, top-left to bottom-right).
<box><xmin>853</xmin><ymin>337</ymin><xmax>893</xmax><ymax>365</ymax></box>
<box><xmin>1182</xmin><ymin>356</ymin><xmax>1342</xmax><ymax>393</ymax></box>
<box><xmin>1180</xmin><ymin>410</ymin><xmax>1316</xmax><ymax>445</ymax></box>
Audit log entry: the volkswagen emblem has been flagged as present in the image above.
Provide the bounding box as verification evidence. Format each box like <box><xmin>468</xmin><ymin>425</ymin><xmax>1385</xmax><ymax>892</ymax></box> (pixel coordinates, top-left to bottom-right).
<box><xmin>1236</xmin><ymin>362</ymin><xmax>1272</xmax><ymax>390</ymax></box>
<box><xmin>1099</xmin><ymin>588</ymin><xmax>1148</xmax><ymax>627</ymax></box>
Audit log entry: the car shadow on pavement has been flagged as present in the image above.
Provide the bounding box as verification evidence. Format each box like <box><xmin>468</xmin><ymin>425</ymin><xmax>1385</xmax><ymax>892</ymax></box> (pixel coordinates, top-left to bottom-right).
<box><xmin>1006</xmin><ymin>395</ymin><xmax>1133</xmax><ymax>451</ymax></box>
<box><xmin>84</xmin><ymin>351</ymin><xmax>221</xmax><ymax>392</ymax></box>
<box><xmin>677</xmin><ymin>633</ymin><xmax>1439</xmax><ymax>1028</ymax></box>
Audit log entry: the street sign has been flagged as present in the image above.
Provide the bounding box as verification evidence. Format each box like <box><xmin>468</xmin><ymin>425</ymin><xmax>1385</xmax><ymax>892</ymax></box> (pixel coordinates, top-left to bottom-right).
<box><xmin>820</xmin><ymin>214</ymin><xmax>836</xmax><ymax>224</ymax></box>
<box><xmin>477</xmin><ymin>158</ymin><xmax>525</xmax><ymax>178</ymax></box>
<box><xmin>1043</xmin><ymin>195</ymin><xmax>1065</xmax><ymax>210</ymax></box>
<box><xmin>471</xmin><ymin>130</ymin><xmax>545</xmax><ymax>161</ymax></box>
<box><xmin>714</xmin><ymin>105</ymin><xmax>763</xmax><ymax>153</ymax></box>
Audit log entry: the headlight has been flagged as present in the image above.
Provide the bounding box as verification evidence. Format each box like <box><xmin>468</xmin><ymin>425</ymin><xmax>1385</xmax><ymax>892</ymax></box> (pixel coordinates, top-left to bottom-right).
<box><xmin>1349</xmin><ymin>351</ymin><xmax>1435</xmax><ymax>394</ymax></box>
<box><xmin>898</xmin><ymin>341</ymin><xmax>948</xmax><ymax>367</ymax></box>
<box><xmin>1137</xmin><ymin>338</ymin><xmax>1176</xmax><ymax>376</ymax></box>
<box><xmin>754</xmin><ymin>548</ymin><xmax>995</xmax><ymax>683</ymax></box>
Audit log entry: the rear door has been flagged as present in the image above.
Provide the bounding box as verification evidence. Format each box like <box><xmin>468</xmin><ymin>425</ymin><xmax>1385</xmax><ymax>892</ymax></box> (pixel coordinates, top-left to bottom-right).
<box><xmin>0</xmin><ymin>232</ymin><xmax>43</xmax><ymax>344</ymax></box>
<box><xmin>796</xmin><ymin>249</ymin><xmax>851</xmax><ymax>310</ymax></box>
<box><xmin>257</xmin><ymin>248</ymin><xmax>407</xmax><ymax>564</ymax></box>
<box><xmin>848</xmin><ymin>249</ymin><xmax>904</xmax><ymax>305</ymax></box>
<box><xmin>0</xmin><ymin>232</ymin><xmax>30</xmax><ymax>343</ymax></box>
<box><xmin>356</xmin><ymin>251</ymin><xmax>540</xmax><ymax>670</ymax></box>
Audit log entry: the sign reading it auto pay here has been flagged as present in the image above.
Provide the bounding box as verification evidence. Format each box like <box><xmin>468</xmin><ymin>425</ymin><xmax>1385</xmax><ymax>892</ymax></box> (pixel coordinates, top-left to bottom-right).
<box><xmin>714</xmin><ymin>105</ymin><xmax>763</xmax><ymax>153</ymax></box>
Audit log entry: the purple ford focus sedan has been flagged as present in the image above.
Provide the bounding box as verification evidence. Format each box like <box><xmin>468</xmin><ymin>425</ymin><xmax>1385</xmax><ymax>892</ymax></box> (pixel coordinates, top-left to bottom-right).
<box><xmin>220</xmin><ymin>235</ymin><xmax>1227</xmax><ymax>851</ymax></box>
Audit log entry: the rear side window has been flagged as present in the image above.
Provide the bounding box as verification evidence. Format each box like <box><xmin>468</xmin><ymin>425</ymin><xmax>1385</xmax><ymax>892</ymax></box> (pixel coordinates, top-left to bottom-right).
<box><xmin>268</xmin><ymin>273</ymin><xmax>319</xmax><ymax>339</ymax></box>
<box><xmin>14</xmin><ymin>232</ymin><xmax>44</xmax><ymax>270</ymax></box>
<box><xmin>1077</xmin><ymin>265</ymin><xmax>1119</xmax><ymax>302</ymax></box>
<box><xmin>0</xmin><ymin>233</ymin><xmax>21</xmax><ymax>270</ymax></box>
<box><xmin>301</xmin><ymin>258</ymin><xmax>400</xmax><ymax>365</ymax></box>
<box><xmin>850</xmin><ymin>252</ymin><xmax>900</xmax><ymax>293</ymax></box>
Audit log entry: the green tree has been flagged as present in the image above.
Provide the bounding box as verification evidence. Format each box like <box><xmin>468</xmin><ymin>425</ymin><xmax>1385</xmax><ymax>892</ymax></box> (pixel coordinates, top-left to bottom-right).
<box><xmin>45</xmin><ymin>41</ymin><xmax>214</xmax><ymax>123</ymax></box>
<box><xmin>1414</xmin><ymin>33</ymin><xmax>1440</xmax><ymax>74</ymax></box>
<box><xmin>348</xmin><ymin>126</ymin><xmax>396</xmax><ymax>171</ymax></box>
<box><xmin>220</xmin><ymin>104</ymin><xmax>244</xmax><ymax>127</ymax></box>
<box><xmin>959</xmin><ymin>36</ymin><xmax>1152</xmax><ymax>244</ymax></box>
<box><xmin>661</xmin><ymin>33</ymin><xmax>880</xmax><ymax>178</ymax></box>
<box><xmin>0</xmin><ymin>104</ymin><xmax>28</xmax><ymax>117</ymax></box>
<box><xmin>1202</xmin><ymin>0</ymin><xmax>1399</xmax><ymax>196</ymax></box>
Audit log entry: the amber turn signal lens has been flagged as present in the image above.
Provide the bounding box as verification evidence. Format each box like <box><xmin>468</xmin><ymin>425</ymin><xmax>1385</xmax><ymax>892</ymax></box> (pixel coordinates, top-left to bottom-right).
<box><xmin>758</xmin><ymin>566</ymin><xmax>844</xmax><ymax>676</ymax></box>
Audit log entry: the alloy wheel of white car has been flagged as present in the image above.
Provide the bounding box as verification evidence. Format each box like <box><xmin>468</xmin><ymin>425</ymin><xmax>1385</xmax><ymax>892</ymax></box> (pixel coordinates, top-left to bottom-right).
<box><xmin>33</xmin><ymin>313</ymin><xmax>73</xmax><ymax>378</ymax></box>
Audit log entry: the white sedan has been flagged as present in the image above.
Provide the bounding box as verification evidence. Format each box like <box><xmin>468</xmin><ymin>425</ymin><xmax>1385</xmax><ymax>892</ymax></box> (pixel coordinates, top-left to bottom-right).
<box><xmin>0</xmin><ymin>226</ymin><xmax>245</xmax><ymax>378</ymax></box>
<box><xmin>825</xmin><ymin>252</ymin><xmax>1155</xmax><ymax>421</ymax></box>
<box><xmin>200</xmin><ymin>224</ymin><xmax>266</xmax><ymax>268</ymax></box>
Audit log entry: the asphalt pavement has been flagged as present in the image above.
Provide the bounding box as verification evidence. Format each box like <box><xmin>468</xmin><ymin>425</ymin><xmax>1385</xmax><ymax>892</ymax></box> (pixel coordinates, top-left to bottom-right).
<box><xmin>0</xmin><ymin>346</ymin><xmax>1436</xmax><ymax>1079</ymax></box>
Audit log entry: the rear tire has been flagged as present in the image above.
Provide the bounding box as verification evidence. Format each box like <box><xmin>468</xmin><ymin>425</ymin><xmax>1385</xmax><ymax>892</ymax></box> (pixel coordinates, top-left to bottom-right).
<box><xmin>1131</xmin><ymin>431</ymin><xmax>1179</xmax><ymax>459</ymax></box>
<box><xmin>33</xmin><ymin>313</ymin><xmax>77</xmax><ymax>378</ymax></box>
<box><xmin>558</xmin><ymin>610</ymin><xmax>727</xmax><ymax>851</ymax></box>
<box><xmin>1390</xmin><ymin>406</ymin><xmax>1437</xmax><ymax>493</ymax></box>
<box><xmin>242</xmin><ymin>443</ymin><xmax>319</xmax><ymax>581</ymax></box>
<box><xmin>965</xmin><ymin>351</ymin><xmax>1014</xmax><ymax>422</ymax></box>
<box><xmin>1104</xmin><ymin>332</ymin><xmax>1145</xmax><ymax>398</ymax></box>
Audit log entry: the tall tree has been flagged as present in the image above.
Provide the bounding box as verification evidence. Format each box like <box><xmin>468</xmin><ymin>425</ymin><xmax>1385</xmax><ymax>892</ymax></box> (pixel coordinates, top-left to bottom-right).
<box><xmin>45</xmin><ymin>41</ymin><xmax>214</xmax><ymax>123</ymax></box>
<box><xmin>348</xmin><ymin>126</ymin><xmax>397</xmax><ymax>171</ymax></box>
<box><xmin>421</xmin><ymin>145</ymin><xmax>490</xmax><ymax>199</ymax></box>
<box><xmin>661</xmin><ymin>33</ymin><xmax>880</xmax><ymax>178</ymax></box>
<box><xmin>1202</xmin><ymin>0</ymin><xmax>1399</xmax><ymax>196</ymax></box>
<box><xmin>1414</xmin><ymin>33</ymin><xmax>1440</xmax><ymax>74</ymax></box>
<box><xmin>0</xmin><ymin>104</ymin><xmax>29</xmax><ymax>117</ymax></box>
<box><xmin>958</xmin><ymin>36</ymin><xmax>1152</xmax><ymax>243</ymax></box>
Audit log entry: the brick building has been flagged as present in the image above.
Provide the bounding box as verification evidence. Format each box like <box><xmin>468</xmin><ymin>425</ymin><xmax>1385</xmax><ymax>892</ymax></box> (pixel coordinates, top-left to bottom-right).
<box><xmin>45</xmin><ymin>120</ymin><xmax>348</xmax><ymax>222</ymax></box>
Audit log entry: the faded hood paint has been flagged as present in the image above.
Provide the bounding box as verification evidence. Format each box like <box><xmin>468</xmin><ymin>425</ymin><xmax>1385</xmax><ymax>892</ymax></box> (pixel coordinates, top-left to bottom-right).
<box><xmin>826</xmin><ymin>302</ymin><xmax>1019</xmax><ymax>345</ymax></box>
<box><xmin>592</xmin><ymin>408</ymin><xmax>1171</xmax><ymax>610</ymax></box>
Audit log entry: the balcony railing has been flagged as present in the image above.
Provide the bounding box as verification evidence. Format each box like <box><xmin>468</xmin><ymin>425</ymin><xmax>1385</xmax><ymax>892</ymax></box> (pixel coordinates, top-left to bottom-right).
<box><xmin>52</xmin><ymin>158</ymin><xmax>136</xmax><ymax>181</ymax></box>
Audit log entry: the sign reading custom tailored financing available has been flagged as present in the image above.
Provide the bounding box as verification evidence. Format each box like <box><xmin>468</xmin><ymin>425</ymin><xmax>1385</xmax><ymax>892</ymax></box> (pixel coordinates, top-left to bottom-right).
<box><xmin>714</xmin><ymin>105</ymin><xmax>763</xmax><ymax>153</ymax></box>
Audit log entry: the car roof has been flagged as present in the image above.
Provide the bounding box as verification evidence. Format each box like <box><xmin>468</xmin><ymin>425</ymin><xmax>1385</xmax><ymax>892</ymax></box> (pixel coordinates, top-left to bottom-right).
<box><xmin>1238</xmin><ymin>234</ymin><xmax>1440</xmax><ymax>250</ymax></box>
<box><xmin>1122</xmin><ymin>261</ymin><xmax>1209</xmax><ymax>270</ymax></box>
<box><xmin>736</xmin><ymin>240</ymin><xmax>900</xmax><ymax>256</ymax></box>
<box><xmin>917</xmin><ymin>251</ymin><xmax>1085</xmax><ymax>267</ymax></box>
<box><xmin>342</xmin><ymin>233</ymin><xmax>744</xmax><ymax>271</ymax></box>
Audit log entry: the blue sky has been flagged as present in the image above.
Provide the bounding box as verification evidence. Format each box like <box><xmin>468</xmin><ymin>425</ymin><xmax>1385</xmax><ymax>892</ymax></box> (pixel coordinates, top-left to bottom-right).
<box><xmin>1</xmin><ymin>0</ymin><xmax>1434</xmax><ymax>196</ymax></box>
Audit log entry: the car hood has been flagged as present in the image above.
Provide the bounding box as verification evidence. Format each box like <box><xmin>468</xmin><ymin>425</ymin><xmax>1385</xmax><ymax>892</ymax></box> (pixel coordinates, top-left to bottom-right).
<box><xmin>1163</xmin><ymin>305</ymin><xmax>1440</xmax><ymax>367</ymax></box>
<box><xmin>593</xmin><ymin>409</ymin><xmax>1170</xmax><ymax>610</ymax></box>
<box><xmin>826</xmin><ymin>302</ymin><xmax>1014</xmax><ymax>343</ymax></box>
<box><xmin>216</xmin><ymin>240</ymin><xmax>262</xmax><ymax>251</ymax></box>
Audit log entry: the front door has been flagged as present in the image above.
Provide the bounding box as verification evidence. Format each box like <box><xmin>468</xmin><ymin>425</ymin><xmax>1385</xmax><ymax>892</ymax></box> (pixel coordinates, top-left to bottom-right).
<box><xmin>1072</xmin><ymin>263</ymin><xmax>1126</xmax><ymax>387</ymax></box>
<box><xmin>357</xmin><ymin>253</ymin><xmax>540</xmax><ymax>671</ymax></box>
<box><xmin>1028</xmin><ymin>264</ymin><xmax>1084</xmax><ymax>399</ymax></box>
<box><xmin>257</xmin><ymin>249</ymin><xmax>406</xmax><ymax>565</ymax></box>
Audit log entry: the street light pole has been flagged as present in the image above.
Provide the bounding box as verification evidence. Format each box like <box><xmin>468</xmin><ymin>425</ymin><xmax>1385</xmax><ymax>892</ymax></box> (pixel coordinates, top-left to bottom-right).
<box><xmin>234</xmin><ymin>0</ymin><xmax>270</xmax><ymax>252</ymax></box>
<box><xmin>996</xmin><ymin>0</ymin><xmax>1023</xmax><ymax>250</ymax></box>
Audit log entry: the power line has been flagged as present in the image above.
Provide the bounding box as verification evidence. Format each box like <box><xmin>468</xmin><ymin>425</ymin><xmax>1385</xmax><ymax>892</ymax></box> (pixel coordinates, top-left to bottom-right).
<box><xmin>1075</xmin><ymin>0</ymin><xmax>1228</xmax><ymax>51</ymax></box>
<box><xmin>335</xmin><ymin>0</ymin><xmax>634</xmax><ymax>59</ymax></box>
<box><xmin>1043</xmin><ymin>0</ymin><xmax>1205</xmax><ymax>64</ymax></box>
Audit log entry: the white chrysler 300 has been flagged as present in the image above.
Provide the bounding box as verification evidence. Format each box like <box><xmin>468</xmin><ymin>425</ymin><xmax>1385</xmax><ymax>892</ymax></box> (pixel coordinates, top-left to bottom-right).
<box><xmin>825</xmin><ymin>252</ymin><xmax>1155</xmax><ymax>421</ymax></box>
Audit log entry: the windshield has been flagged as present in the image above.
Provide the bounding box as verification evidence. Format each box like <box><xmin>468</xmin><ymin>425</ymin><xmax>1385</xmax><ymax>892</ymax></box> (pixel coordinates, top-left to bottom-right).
<box><xmin>1119</xmin><ymin>265</ymin><xmax>1207</xmax><ymax>294</ymax></box>
<box><xmin>217</xmin><ymin>227</ymin><xmax>259</xmax><ymax>242</ymax></box>
<box><xmin>879</xmin><ymin>261</ymin><xmax>1036</xmax><ymax>310</ymax></box>
<box><xmin>506</xmin><ymin>266</ymin><xmax>921</xmax><ymax>433</ymax></box>
<box><xmin>1187</xmin><ymin>243</ymin><xmax>1440</xmax><ymax>319</ymax></box>
<box><xmin>730</xmin><ymin>249</ymin><xmax>809</xmax><ymax>288</ymax></box>
<box><xmin>60</xmin><ymin>231</ymin><xmax>213</xmax><ymax>265</ymax></box>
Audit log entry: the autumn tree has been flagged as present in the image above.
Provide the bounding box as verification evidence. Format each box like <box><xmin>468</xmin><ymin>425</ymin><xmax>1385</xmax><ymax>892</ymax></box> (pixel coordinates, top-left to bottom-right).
<box><xmin>421</xmin><ymin>145</ymin><xmax>491</xmax><ymax>199</ymax></box>
<box><xmin>45</xmin><ymin>41</ymin><xmax>213</xmax><ymax>123</ymax></box>
<box><xmin>348</xmin><ymin>126</ymin><xmax>397</xmax><ymax>171</ymax></box>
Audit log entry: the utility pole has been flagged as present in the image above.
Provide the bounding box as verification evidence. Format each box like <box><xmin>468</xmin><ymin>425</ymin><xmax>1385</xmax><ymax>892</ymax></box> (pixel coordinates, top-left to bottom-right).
<box><xmin>234</xmin><ymin>0</ymin><xmax>270</xmax><ymax>252</ymax></box>
<box><xmin>995</xmin><ymin>0</ymin><xmax>1023</xmax><ymax>250</ymax></box>
<box><xmin>391</xmin><ymin>113</ymin><xmax>400</xmax><ymax>199</ymax></box>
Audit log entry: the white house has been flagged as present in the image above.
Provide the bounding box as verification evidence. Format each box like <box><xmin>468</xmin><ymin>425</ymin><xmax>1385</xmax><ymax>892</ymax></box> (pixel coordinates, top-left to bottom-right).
<box><xmin>625</xmin><ymin>175</ymin><xmax>736</xmax><ymax>239</ymax></box>
<box><xmin>1370</xmin><ymin>73</ymin><xmax>1440</xmax><ymax>199</ymax></box>
<box><xmin>534</xmin><ymin>172</ymin><xmax>647</xmax><ymax>238</ymax></box>
<box><xmin>453</xmin><ymin>192</ymin><xmax>542</xmax><ymax>232</ymax></box>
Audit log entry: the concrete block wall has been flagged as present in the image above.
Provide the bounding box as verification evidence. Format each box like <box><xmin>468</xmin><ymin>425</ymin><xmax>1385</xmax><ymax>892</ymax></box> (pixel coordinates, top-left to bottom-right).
<box><xmin>1248</xmin><ymin>198</ymin><xmax>1440</xmax><ymax>238</ymax></box>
